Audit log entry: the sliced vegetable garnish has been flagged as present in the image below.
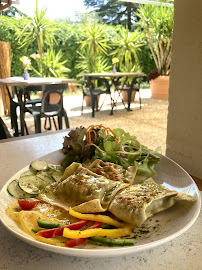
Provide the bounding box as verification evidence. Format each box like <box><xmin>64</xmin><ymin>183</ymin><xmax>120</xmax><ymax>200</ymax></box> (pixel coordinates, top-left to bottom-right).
<box><xmin>89</xmin><ymin>236</ymin><xmax>134</xmax><ymax>246</ymax></box>
<box><xmin>65</xmin><ymin>221</ymin><xmax>102</xmax><ymax>247</ymax></box>
<box><xmin>69</xmin><ymin>208</ymin><xmax>125</xmax><ymax>227</ymax></box>
<box><xmin>7</xmin><ymin>179</ymin><xmax>32</xmax><ymax>199</ymax></box>
<box><xmin>36</xmin><ymin>220</ymin><xmax>88</xmax><ymax>238</ymax></box>
<box><xmin>63</xmin><ymin>226</ymin><xmax>132</xmax><ymax>239</ymax></box>
<box><xmin>18</xmin><ymin>199</ymin><xmax>40</xmax><ymax>210</ymax></box>
<box><xmin>37</xmin><ymin>218</ymin><xmax>62</xmax><ymax>229</ymax></box>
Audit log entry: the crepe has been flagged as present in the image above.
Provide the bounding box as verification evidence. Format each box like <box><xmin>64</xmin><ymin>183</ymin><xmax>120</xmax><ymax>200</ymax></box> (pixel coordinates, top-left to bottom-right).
<box><xmin>86</xmin><ymin>159</ymin><xmax>137</xmax><ymax>185</ymax></box>
<box><xmin>39</xmin><ymin>162</ymin><xmax>129</xmax><ymax>212</ymax></box>
<box><xmin>108</xmin><ymin>178</ymin><xmax>195</xmax><ymax>226</ymax></box>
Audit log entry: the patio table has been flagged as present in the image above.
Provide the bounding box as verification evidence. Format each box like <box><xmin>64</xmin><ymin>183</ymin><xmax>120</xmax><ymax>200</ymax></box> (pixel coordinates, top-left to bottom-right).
<box><xmin>0</xmin><ymin>77</ymin><xmax>76</xmax><ymax>136</ymax></box>
<box><xmin>83</xmin><ymin>72</ymin><xmax>145</xmax><ymax>112</ymax></box>
<box><xmin>0</xmin><ymin>130</ymin><xmax>201</xmax><ymax>269</ymax></box>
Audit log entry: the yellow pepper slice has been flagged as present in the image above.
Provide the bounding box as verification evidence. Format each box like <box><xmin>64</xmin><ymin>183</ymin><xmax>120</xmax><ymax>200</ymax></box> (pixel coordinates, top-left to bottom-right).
<box><xmin>69</xmin><ymin>208</ymin><xmax>125</xmax><ymax>227</ymax></box>
<box><xmin>63</xmin><ymin>226</ymin><xmax>132</xmax><ymax>239</ymax></box>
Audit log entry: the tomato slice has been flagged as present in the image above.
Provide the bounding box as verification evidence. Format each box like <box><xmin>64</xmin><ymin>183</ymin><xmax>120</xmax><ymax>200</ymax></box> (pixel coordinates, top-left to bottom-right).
<box><xmin>18</xmin><ymin>199</ymin><xmax>40</xmax><ymax>210</ymax></box>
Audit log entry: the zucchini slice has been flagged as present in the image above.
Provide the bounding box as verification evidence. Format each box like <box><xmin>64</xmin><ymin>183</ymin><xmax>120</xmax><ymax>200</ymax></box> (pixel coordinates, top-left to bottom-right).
<box><xmin>20</xmin><ymin>170</ymin><xmax>34</xmax><ymax>177</ymax></box>
<box><xmin>36</xmin><ymin>172</ymin><xmax>55</xmax><ymax>185</ymax></box>
<box><xmin>48</xmin><ymin>164</ymin><xmax>64</xmax><ymax>171</ymax></box>
<box><xmin>18</xmin><ymin>175</ymin><xmax>47</xmax><ymax>195</ymax></box>
<box><xmin>7</xmin><ymin>179</ymin><xmax>32</xmax><ymax>199</ymax></box>
<box><xmin>30</xmin><ymin>160</ymin><xmax>48</xmax><ymax>174</ymax></box>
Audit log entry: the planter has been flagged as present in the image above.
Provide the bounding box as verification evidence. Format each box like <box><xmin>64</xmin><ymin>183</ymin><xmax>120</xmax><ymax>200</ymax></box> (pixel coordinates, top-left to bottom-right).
<box><xmin>84</xmin><ymin>95</ymin><xmax>100</xmax><ymax>107</ymax></box>
<box><xmin>121</xmin><ymin>90</ymin><xmax>136</xmax><ymax>103</ymax></box>
<box><xmin>37</xmin><ymin>91</ymin><xmax>60</xmax><ymax>104</ymax></box>
<box><xmin>69</xmin><ymin>84</ymin><xmax>77</xmax><ymax>92</ymax></box>
<box><xmin>150</xmin><ymin>75</ymin><xmax>169</xmax><ymax>99</ymax></box>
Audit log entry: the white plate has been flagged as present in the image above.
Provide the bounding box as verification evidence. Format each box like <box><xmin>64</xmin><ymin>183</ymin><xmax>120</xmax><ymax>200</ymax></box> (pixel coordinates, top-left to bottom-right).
<box><xmin>0</xmin><ymin>150</ymin><xmax>201</xmax><ymax>258</ymax></box>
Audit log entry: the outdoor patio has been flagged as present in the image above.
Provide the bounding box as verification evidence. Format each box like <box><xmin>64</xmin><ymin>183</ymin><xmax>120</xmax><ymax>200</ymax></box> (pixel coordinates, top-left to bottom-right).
<box><xmin>2</xmin><ymin>88</ymin><xmax>168</xmax><ymax>155</ymax></box>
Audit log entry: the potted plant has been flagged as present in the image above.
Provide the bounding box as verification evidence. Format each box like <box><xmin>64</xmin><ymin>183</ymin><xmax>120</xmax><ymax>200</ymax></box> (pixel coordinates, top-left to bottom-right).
<box><xmin>136</xmin><ymin>3</ymin><xmax>174</xmax><ymax>99</ymax></box>
<box><xmin>20</xmin><ymin>56</ymin><xmax>31</xmax><ymax>80</ymax></box>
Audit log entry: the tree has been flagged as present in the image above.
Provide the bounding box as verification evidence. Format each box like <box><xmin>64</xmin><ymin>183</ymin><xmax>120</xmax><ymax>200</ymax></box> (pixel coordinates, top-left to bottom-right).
<box><xmin>0</xmin><ymin>6</ymin><xmax>27</xmax><ymax>17</ymax></box>
<box><xmin>84</xmin><ymin>0</ymin><xmax>139</xmax><ymax>30</ymax></box>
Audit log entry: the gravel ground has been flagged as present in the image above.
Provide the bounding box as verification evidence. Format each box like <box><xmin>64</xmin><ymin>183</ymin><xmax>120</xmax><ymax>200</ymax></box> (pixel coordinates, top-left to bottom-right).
<box><xmin>2</xmin><ymin>89</ymin><xmax>168</xmax><ymax>154</ymax></box>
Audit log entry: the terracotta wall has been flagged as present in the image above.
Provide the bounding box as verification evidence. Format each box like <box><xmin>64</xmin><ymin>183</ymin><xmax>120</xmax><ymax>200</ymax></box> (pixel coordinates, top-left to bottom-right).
<box><xmin>166</xmin><ymin>0</ymin><xmax>202</xmax><ymax>178</ymax></box>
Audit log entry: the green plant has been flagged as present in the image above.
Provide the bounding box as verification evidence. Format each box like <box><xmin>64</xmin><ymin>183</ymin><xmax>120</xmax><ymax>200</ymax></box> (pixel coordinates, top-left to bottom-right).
<box><xmin>17</xmin><ymin>0</ymin><xmax>57</xmax><ymax>73</ymax></box>
<box><xmin>136</xmin><ymin>3</ymin><xmax>174</xmax><ymax>76</ymax></box>
<box><xmin>30</xmin><ymin>48</ymin><xmax>70</xmax><ymax>78</ymax></box>
<box><xmin>77</xmin><ymin>23</ymin><xmax>110</xmax><ymax>73</ymax></box>
<box><xmin>111</xmin><ymin>27</ymin><xmax>144</xmax><ymax>73</ymax></box>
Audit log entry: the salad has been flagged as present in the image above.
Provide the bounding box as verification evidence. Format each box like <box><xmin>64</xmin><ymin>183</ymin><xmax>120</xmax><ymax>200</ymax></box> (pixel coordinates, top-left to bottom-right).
<box><xmin>61</xmin><ymin>125</ymin><xmax>160</xmax><ymax>179</ymax></box>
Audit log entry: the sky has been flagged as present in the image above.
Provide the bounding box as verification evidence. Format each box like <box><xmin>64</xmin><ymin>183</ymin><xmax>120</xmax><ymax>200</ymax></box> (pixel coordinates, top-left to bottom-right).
<box><xmin>15</xmin><ymin>0</ymin><xmax>89</xmax><ymax>20</ymax></box>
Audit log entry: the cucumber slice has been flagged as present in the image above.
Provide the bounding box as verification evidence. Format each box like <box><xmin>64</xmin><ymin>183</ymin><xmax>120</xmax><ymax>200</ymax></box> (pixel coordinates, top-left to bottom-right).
<box><xmin>36</xmin><ymin>172</ymin><xmax>55</xmax><ymax>185</ymax></box>
<box><xmin>18</xmin><ymin>175</ymin><xmax>47</xmax><ymax>195</ymax></box>
<box><xmin>20</xmin><ymin>170</ymin><xmax>34</xmax><ymax>177</ymax></box>
<box><xmin>30</xmin><ymin>160</ymin><xmax>48</xmax><ymax>174</ymax></box>
<box><xmin>51</xmin><ymin>170</ymin><xmax>63</xmax><ymax>182</ymax></box>
<box><xmin>7</xmin><ymin>179</ymin><xmax>32</xmax><ymax>199</ymax></box>
<box><xmin>48</xmin><ymin>164</ymin><xmax>64</xmax><ymax>171</ymax></box>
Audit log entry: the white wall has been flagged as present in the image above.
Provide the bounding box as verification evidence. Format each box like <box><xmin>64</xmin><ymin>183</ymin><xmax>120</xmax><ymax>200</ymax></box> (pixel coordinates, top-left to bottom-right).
<box><xmin>166</xmin><ymin>0</ymin><xmax>202</xmax><ymax>178</ymax></box>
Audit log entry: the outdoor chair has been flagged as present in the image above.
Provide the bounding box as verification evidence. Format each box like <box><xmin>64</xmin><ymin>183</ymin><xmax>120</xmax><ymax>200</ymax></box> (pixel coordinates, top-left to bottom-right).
<box><xmin>81</xmin><ymin>76</ymin><xmax>114</xmax><ymax>117</ymax></box>
<box><xmin>115</xmin><ymin>75</ymin><xmax>146</xmax><ymax>111</ymax></box>
<box><xmin>6</xmin><ymin>85</ymin><xmax>42</xmax><ymax>136</ymax></box>
<box><xmin>25</xmin><ymin>83</ymin><xmax>69</xmax><ymax>133</ymax></box>
<box><xmin>0</xmin><ymin>116</ymin><xmax>11</xmax><ymax>139</ymax></box>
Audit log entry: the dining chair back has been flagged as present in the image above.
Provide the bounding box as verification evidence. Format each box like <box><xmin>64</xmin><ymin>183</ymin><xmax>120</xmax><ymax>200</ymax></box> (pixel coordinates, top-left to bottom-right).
<box><xmin>81</xmin><ymin>76</ymin><xmax>113</xmax><ymax>117</ymax></box>
<box><xmin>26</xmin><ymin>83</ymin><xmax>69</xmax><ymax>133</ymax></box>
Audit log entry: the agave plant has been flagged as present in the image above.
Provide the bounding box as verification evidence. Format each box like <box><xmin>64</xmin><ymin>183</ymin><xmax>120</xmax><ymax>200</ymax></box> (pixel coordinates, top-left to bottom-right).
<box><xmin>136</xmin><ymin>3</ymin><xmax>174</xmax><ymax>76</ymax></box>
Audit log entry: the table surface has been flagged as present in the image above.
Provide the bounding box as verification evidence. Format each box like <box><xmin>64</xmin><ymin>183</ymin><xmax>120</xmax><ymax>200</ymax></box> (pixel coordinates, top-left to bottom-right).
<box><xmin>83</xmin><ymin>72</ymin><xmax>144</xmax><ymax>78</ymax></box>
<box><xmin>0</xmin><ymin>76</ymin><xmax>76</xmax><ymax>86</ymax></box>
<box><xmin>0</xmin><ymin>131</ymin><xmax>202</xmax><ymax>270</ymax></box>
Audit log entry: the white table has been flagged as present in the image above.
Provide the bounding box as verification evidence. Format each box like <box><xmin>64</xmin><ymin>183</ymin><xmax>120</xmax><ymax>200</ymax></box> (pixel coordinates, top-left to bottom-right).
<box><xmin>0</xmin><ymin>131</ymin><xmax>202</xmax><ymax>270</ymax></box>
<box><xmin>0</xmin><ymin>77</ymin><xmax>76</xmax><ymax>136</ymax></box>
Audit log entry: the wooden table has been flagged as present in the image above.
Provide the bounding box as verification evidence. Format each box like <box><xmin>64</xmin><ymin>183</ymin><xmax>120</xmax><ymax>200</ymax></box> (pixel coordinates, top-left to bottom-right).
<box><xmin>83</xmin><ymin>72</ymin><xmax>145</xmax><ymax>113</ymax></box>
<box><xmin>0</xmin><ymin>131</ymin><xmax>201</xmax><ymax>270</ymax></box>
<box><xmin>0</xmin><ymin>77</ymin><xmax>76</xmax><ymax>136</ymax></box>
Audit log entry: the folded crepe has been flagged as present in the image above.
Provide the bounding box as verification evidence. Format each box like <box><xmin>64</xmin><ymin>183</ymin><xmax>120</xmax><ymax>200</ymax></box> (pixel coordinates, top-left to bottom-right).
<box><xmin>86</xmin><ymin>159</ymin><xmax>137</xmax><ymax>185</ymax></box>
<box><xmin>108</xmin><ymin>178</ymin><xmax>196</xmax><ymax>226</ymax></box>
<box><xmin>39</xmin><ymin>162</ymin><xmax>129</xmax><ymax>212</ymax></box>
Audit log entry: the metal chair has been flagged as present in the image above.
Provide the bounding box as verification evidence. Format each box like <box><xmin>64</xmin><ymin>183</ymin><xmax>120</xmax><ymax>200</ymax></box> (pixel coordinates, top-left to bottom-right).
<box><xmin>5</xmin><ymin>85</ymin><xmax>42</xmax><ymax>136</ymax></box>
<box><xmin>81</xmin><ymin>76</ymin><xmax>114</xmax><ymax>117</ymax></box>
<box><xmin>25</xmin><ymin>83</ymin><xmax>69</xmax><ymax>133</ymax></box>
<box><xmin>0</xmin><ymin>116</ymin><xmax>11</xmax><ymax>139</ymax></box>
<box><xmin>115</xmin><ymin>75</ymin><xmax>146</xmax><ymax>111</ymax></box>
